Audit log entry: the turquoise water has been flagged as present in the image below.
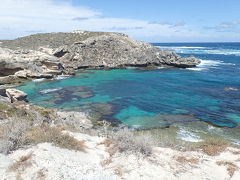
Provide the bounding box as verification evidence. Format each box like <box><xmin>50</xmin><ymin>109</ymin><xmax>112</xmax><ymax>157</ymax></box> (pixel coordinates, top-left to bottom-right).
<box><xmin>18</xmin><ymin>43</ymin><xmax>240</xmax><ymax>129</ymax></box>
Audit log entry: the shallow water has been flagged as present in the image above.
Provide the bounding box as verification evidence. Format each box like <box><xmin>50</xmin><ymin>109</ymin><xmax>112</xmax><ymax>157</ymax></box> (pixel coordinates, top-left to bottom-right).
<box><xmin>18</xmin><ymin>43</ymin><xmax>240</xmax><ymax>130</ymax></box>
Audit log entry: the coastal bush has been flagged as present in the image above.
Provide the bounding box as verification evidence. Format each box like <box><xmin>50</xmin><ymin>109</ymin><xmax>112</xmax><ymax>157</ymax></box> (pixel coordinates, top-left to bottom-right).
<box><xmin>216</xmin><ymin>161</ymin><xmax>239</xmax><ymax>177</ymax></box>
<box><xmin>174</xmin><ymin>156</ymin><xmax>199</xmax><ymax>164</ymax></box>
<box><xmin>197</xmin><ymin>138</ymin><xmax>230</xmax><ymax>156</ymax></box>
<box><xmin>217</xmin><ymin>161</ymin><xmax>239</xmax><ymax>177</ymax></box>
<box><xmin>8</xmin><ymin>153</ymin><xmax>34</xmax><ymax>180</ymax></box>
<box><xmin>0</xmin><ymin>117</ymin><xmax>29</xmax><ymax>154</ymax></box>
<box><xmin>9</xmin><ymin>153</ymin><xmax>33</xmax><ymax>172</ymax></box>
<box><xmin>111</xmin><ymin>128</ymin><xmax>155</xmax><ymax>156</ymax></box>
<box><xmin>26</xmin><ymin>126</ymin><xmax>86</xmax><ymax>151</ymax></box>
<box><xmin>0</xmin><ymin>102</ymin><xmax>87</xmax><ymax>153</ymax></box>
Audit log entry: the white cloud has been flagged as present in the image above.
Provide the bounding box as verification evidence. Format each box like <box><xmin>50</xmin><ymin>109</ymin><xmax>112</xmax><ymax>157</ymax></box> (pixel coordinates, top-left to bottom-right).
<box><xmin>0</xmin><ymin>0</ymin><xmax>100</xmax><ymax>38</ymax></box>
<box><xmin>1</xmin><ymin>0</ymin><xmax>235</xmax><ymax>42</ymax></box>
<box><xmin>204</xmin><ymin>21</ymin><xmax>240</xmax><ymax>33</ymax></box>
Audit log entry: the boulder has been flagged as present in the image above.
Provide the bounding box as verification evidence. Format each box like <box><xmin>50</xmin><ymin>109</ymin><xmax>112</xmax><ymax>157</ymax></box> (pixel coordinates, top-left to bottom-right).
<box><xmin>5</xmin><ymin>89</ymin><xmax>27</xmax><ymax>102</ymax></box>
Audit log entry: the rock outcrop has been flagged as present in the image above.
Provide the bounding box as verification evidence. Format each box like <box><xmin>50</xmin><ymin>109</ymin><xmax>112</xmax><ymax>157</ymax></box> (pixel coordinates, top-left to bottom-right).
<box><xmin>0</xmin><ymin>31</ymin><xmax>201</xmax><ymax>82</ymax></box>
<box><xmin>0</xmin><ymin>47</ymin><xmax>63</xmax><ymax>78</ymax></box>
<box><xmin>55</xmin><ymin>33</ymin><xmax>200</xmax><ymax>69</ymax></box>
<box><xmin>5</xmin><ymin>89</ymin><xmax>28</xmax><ymax>102</ymax></box>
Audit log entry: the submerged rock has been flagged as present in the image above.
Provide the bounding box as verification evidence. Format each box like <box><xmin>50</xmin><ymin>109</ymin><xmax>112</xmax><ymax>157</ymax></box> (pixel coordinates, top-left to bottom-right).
<box><xmin>40</xmin><ymin>86</ymin><xmax>94</xmax><ymax>105</ymax></box>
<box><xmin>123</xmin><ymin>114</ymin><xmax>200</xmax><ymax>129</ymax></box>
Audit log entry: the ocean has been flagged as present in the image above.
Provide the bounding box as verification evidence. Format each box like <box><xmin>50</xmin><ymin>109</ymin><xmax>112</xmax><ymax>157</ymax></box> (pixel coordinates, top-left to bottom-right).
<box><xmin>18</xmin><ymin>43</ymin><xmax>240</xmax><ymax>141</ymax></box>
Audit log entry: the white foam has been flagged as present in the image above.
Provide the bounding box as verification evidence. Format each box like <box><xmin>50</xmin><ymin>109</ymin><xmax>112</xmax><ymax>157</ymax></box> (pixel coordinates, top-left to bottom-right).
<box><xmin>157</xmin><ymin>46</ymin><xmax>206</xmax><ymax>49</ymax></box>
<box><xmin>39</xmin><ymin>87</ymin><xmax>62</xmax><ymax>94</ymax></box>
<box><xmin>204</xmin><ymin>49</ymin><xmax>240</xmax><ymax>56</ymax></box>
<box><xmin>187</xmin><ymin>67</ymin><xmax>208</xmax><ymax>71</ymax></box>
<box><xmin>177</xmin><ymin>129</ymin><xmax>202</xmax><ymax>142</ymax></box>
<box><xmin>54</xmin><ymin>75</ymin><xmax>71</xmax><ymax>80</ymax></box>
<box><xmin>157</xmin><ymin>46</ymin><xmax>240</xmax><ymax>56</ymax></box>
<box><xmin>33</xmin><ymin>78</ymin><xmax>45</xmax><ymax>82</ymax></box>
<box><xmin>187</xmin><ymin>60</ymin><xmax>235</xmax><ymax>71</ymax></box>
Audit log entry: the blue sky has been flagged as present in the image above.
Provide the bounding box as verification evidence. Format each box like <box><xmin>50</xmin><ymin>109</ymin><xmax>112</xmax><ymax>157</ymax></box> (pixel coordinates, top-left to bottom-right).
<box><xmin>1</xmin><ymin>0</ymin><xmax>240</xmax><ymax>42</ymax></box>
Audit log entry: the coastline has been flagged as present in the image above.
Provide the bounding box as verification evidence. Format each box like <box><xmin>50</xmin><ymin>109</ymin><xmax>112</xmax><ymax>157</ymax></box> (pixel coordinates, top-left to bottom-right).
<box><xmin>0</xmin><ymin>31</ymin><xmax>240</xmax><ymax>179</ymax></box>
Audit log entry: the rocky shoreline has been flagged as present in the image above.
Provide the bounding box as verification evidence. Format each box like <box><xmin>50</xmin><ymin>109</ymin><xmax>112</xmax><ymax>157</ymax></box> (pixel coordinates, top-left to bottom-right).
<box><xmin>0</xmin><ymin>31</ymin><xmax>200</xmax><ymax>86</ymax></box>
<box><xmin>2</xmin><ymin>31</ymin><xmax>239</xmax><ymax>180</ymax></box>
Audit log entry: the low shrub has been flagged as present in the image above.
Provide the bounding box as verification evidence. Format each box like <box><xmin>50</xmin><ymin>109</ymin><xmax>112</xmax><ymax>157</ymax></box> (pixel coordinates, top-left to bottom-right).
<box><xmin>26</xmin><ymin>127</ymin><xmax>86</xmax><ymax>151</ymax></box>
<box><xmin>197</xmin><ymin>138</ymin><xmax>230</xmax><ymax>156</ymax></box>
<box><xmin>217</xmin><ymin>161</ymin><xmax>239</xmax><ymax>177</ymax></box>
<box><xmin>0</xmin><ymin>118</ymin><xmax>29</xmax><ymax>154</ymax></box>
<box><xmin>111</xmin><ymin>128</ymin><xmax>155</xmax><ymax>156</ymax></box>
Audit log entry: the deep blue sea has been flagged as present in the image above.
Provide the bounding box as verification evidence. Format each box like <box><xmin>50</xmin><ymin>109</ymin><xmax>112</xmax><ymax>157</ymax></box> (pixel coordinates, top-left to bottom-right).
<box><xmin>18</xmin><ymin>43</ymin><xmax>240</xmax><ymax>130</ymax></box>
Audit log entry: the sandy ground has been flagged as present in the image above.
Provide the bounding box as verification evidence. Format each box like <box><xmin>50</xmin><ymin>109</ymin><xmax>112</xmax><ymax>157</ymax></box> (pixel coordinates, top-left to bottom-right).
<box><xmin>1</xmin><ymin>131</ymin><xmax>240</xmax><ymax>180</ymax></box>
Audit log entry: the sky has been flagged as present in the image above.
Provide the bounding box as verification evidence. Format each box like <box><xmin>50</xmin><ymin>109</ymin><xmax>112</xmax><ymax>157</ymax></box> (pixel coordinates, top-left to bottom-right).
<box><xmin>1</xmin><ymin>0</ymin><xmax>240</xmax><ymax>42</ymax></box>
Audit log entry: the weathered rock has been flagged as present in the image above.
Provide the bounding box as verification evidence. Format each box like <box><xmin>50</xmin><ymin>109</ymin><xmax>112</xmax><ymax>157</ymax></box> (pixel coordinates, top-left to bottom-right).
<box><xmin>0</xmin><ymin>46</ymin><xmax>64</xmax><ymax>80</ymax></box>
<box><xmin>0</xmin><ymin>31</ymin><xmax>201</xmax><ymax>78</ymax></box>
<box><xmin>14</xmin><ymin>70</ymin><xmax>55</xmax><ymax>79</ymax></box>
<box><xmin>5</xmin><ymin>89</ymin><xmax>27</xmax><ymax>102</ymax></box>
<box><xmin>0</xmin><ymin>75</ymin><xmax>24</xmax><ymax>85</ymax></box>
<box><xmin>55</xmin><ymin>33</ymin><xmax>201</xmax><ymax>69</ymax></box>
<box><xmin>57</xmin><ymin>111</ymin><xmax>93</xmax><ymax>129</ymax></box>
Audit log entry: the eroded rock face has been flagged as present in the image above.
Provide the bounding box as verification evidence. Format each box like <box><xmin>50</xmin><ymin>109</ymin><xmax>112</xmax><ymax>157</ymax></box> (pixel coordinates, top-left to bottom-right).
<box><xmin>0</xmin><ymin>31</ymin><xmax>201</xmax><ymax>82</ymax></box>
<box><xmin>0</xmin><ymin>47</ymin><xmax>63</xmax><ymax>78</ymax></box>
<box><xmin>56</xmin><ymin>33</ymin><xmax>201</xmax><ymax>69</ymax></box>
<box><xmin>57</xmin><ymin>111</ymin><xmax>93</xmax><ymax>129</ymax></box>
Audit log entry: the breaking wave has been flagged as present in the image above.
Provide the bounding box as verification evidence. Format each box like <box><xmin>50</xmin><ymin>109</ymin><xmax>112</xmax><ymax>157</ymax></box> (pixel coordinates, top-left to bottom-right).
<box><xmin>157</xmin><ymin>46</ymin><xmax>240</xmax><ymax>56</ymax></box>
<box><xmin>188</xmin><ymin>60</ymin><xmax>235</xmax><ymax>71</ymax></box>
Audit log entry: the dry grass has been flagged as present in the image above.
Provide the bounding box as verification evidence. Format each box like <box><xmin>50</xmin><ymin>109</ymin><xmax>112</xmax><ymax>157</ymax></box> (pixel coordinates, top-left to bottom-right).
<box><xmin>100</xmin><ymin>158</ymin><xmax>113</xmax><ymax>167</ymax></box>
<box><xmin>26</xmin><ymin>126</ymin><xmax>86</xmax><ymax>151</ymax></box>
<box><xmin>232</xmin><ymin>151</ymin><xmax>240</xmax><ymax>155</ymax></box>
<box><xmin>98</xmin><ymin>138</ymin><xmax>114</xmax><ymax>148</ymax></box>
<box><xmin>9</xmin><ymin>153</ymin><xmax>33</xmax><ymax>180</ymax></box>
<box><xmin>174</xmin><ymin>156</ymin><xmax>199</xmax><ymax>164</ymax></box>
<box><xmin>8</xmin><ymin>153</ymin><xmax>34</xmax><ymax>180</ymax></box>
<box><xmin>114</xmin><ymin>167</ymin><xmax>124</xmax><ymax>177</ymax></box>
<box><xmin>9</xmin><ymin>153</ymin><xmax>33</xmax><ymax>172</ymax></box>
<box><xmin>217</xmin><ymin>161</ymin><xmax>239</xmax><ymax>177</ymax></box>
<box><xmin>36</xmin><ymin>168</ymin><xmax>47</xmax><ymax>180</ymax></box>
<box><xmin>196</xmin><ymin>138</ymin><xmax>230</xmax><ymax>156</ymax></box>
<box><xmin>106</xmin><ymin>146</ymin><xmax>119</xmax><ymax>157</ymax></box>
<box><xmin>0</xmin><ymin>101</ymin><xmax>88</xmax><ymax>153</ymax></box>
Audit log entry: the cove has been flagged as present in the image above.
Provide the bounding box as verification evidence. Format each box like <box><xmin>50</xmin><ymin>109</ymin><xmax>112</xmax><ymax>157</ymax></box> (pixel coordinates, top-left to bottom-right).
<box><xmin>17</xmin><ymin>68</ymin><xmax>240</xmax><ymax>129</ymax></box>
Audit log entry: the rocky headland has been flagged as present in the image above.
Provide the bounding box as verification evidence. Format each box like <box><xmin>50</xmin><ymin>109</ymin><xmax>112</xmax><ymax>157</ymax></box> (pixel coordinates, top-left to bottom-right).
<box><xmin>0</xmin><ymin>31</ymin><xmax>200</xmax><ymax>85</ymax></box>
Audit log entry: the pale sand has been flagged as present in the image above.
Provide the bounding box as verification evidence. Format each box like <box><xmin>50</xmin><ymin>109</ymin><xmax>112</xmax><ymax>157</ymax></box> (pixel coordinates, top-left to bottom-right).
<box><xmin>1</xmin><ymin>131</ymin><xmax>240</xmax><ymax>180</ymax></box>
